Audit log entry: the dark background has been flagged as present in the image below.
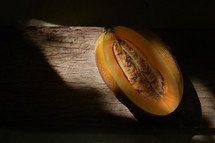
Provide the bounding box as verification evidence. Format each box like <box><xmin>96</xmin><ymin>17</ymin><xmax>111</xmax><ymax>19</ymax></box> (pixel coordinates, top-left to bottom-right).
<box><xmin>0</xmin><ymin>0</ymin><xmax>215</xmax><ymax>142</ymax></box>
<box><xmin>1</xmin><ymin>0</ymin><xmax>215</xmax><ymax>28</ymax></box>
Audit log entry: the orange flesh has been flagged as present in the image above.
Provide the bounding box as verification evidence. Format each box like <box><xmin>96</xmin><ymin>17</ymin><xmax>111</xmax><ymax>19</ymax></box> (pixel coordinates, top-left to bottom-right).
<box><xmin>95</xmin><ymin>34</ymin><xmax>119</xmax><ymax>92</ymax></box>
<box><xmin>135</xmin><ymin>28</ymin><xmax>184</xmax><ymax>98</ymax></box>
<box><xmin>108</xmin><ymin>28</ymin><xmax>182</xmax><ymax>115</ymax></box>
<box><xmin>95</xmin><ymin>26</ymin><xmax>183</xmax><ymax>116</ymax></box>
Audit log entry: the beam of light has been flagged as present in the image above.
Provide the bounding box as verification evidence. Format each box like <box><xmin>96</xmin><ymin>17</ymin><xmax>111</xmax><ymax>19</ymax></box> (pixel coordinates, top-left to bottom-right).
<box><xmin>192</xmin><ymin>135</ymin><xmax>215</xmax><ymax>143</ymax></box>
<box><xmin>24</xmin><ymin>25</ymin><xmax>136</xmax><ymax>122</ymax></box>
<box><xmin>25</xmin><ymin>19</ymin><xmax>61</xmax><ymax>27</ymax></box>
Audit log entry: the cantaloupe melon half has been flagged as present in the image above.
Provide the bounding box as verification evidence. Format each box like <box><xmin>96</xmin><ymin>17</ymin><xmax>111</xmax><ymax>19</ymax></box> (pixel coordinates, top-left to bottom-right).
<box><xmin>95</xmin><ymin>26</ymin><xmax>183</xmax><ymax>116</ymax></box>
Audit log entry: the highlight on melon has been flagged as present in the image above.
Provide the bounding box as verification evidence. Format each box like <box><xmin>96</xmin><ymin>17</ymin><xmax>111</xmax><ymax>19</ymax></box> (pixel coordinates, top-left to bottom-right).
<box><xmin>95</xmin><ymin>26</ymin><xmax>183</xmax><ymax>116</ymax></box>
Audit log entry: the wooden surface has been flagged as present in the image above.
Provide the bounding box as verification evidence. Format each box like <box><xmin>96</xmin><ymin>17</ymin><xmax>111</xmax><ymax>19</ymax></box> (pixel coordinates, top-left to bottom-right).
<box><xmin>0</xmin><ymin>27</ymin><xmax>215</xmax><ymax>128</ymax></box>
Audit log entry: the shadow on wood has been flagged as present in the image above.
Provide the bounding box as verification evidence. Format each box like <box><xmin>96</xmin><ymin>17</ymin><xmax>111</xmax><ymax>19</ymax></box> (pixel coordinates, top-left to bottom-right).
<box><xmin>0</xmin><ymin>27</ymin><xmax>135</xmax><ymax>126</ymax></box>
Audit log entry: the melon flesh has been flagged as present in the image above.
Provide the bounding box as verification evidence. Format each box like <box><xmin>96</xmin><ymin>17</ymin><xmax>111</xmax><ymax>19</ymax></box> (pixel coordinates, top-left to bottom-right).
<box><xmin>95</xmin><ymin>26</ymin><xmax>183</xmax><ymax>116</ymax></box>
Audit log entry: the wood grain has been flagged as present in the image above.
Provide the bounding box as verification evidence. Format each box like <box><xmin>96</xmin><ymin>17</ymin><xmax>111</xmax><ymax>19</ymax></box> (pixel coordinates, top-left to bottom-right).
<box><xmin>0</xmin><ymin>27</ymin><xmax>214</xmax><ymax>128</ymax></box>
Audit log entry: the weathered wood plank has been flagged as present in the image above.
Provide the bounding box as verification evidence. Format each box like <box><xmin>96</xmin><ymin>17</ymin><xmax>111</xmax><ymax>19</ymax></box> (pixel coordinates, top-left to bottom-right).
<box><xmin>0</xmin><ymin>27</ymin><xmax>215</xmax><ymax>128</ymax></box>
